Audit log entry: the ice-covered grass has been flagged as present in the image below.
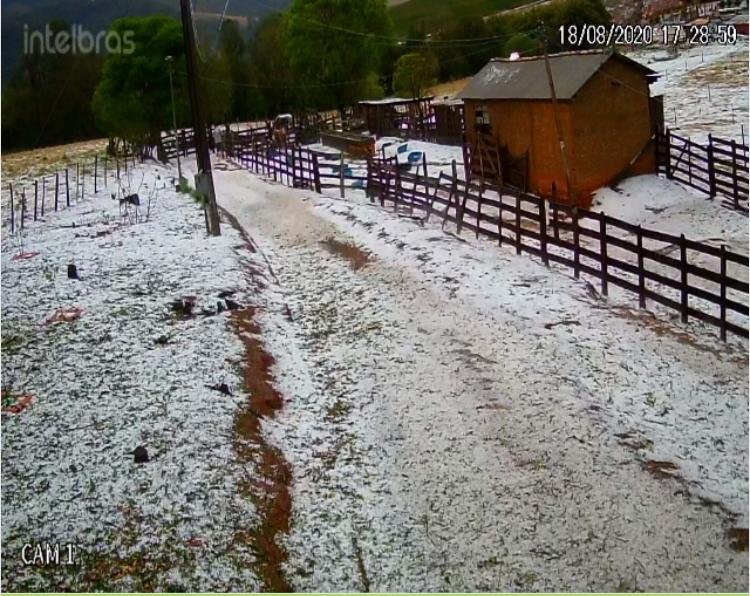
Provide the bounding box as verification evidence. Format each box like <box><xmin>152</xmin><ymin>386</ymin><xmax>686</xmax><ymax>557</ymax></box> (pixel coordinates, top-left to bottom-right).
<box><xmin>627</xmin><ymin>40</ymin><xmax>749</xmax><ymax>143</ymax></box>
<box><xmin>215</xmin><ymin>162</ymin><xmax>748</xmax><ymax>591</ymax></box>
<box><xmin>1</xmin><ymin>162</ymin><xmax>268</xmax><ymax>591</ymax></box>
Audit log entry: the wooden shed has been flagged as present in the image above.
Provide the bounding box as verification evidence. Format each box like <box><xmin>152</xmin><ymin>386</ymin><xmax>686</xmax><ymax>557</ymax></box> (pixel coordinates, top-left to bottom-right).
<box><xmin>457</xmin><ymin>49</ymin><xmax>661</xmax><ymax>206</ymax></box>
<box><xmin>357</xmin><ymin>96</ymin><xmax>433</xmax><ymax>138</ymax></box>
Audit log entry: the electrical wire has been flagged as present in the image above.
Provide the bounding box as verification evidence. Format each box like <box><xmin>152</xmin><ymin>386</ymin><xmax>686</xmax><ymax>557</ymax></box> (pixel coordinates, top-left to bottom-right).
<box><xmin>216</xmin><ymin>0</ymin><xmax>232</xmax><ymax>45</ymax></box>
<box><xmin>190</xmin><ymin>0</ymin><xmax>207</xmax><ymax>62</ymax></box>
<box><xmin>200</xmin><ymin>39</ymin><xmax>506</xmax><ymax>90</ymax></box>
<box><xmin>245</xmin><ymin>0</ymin><xmax>520</xmax><ymax>47</ymax></box>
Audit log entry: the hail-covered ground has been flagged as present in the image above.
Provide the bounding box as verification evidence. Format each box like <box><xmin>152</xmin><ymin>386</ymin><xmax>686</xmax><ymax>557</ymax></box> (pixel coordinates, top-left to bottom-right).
<box><xmin>1</xmin><ymin>162</ymin><xmax>271</xmax><ymax>591</ymax></box>
<box><xmin>626</xmin><ymin>37</ymin><xmax>749</xmax><ymax>143</ymax></box>
<box><xmin>212</xmin><ymin>156</ymin><xmax>748</xmax><ymax>591</ymax></box>
<box><xmin>2</xmin><ymin>146</ymin><xmax>748</xmax><ymax>591</ymax></box>
<box><xmin>2</xmin><ymin>39</ymin><xmax>748</xmax><ymax>591</ymax></box>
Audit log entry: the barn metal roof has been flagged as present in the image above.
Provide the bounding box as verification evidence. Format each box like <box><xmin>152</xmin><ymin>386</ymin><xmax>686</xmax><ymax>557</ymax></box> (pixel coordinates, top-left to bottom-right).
<box><xmin>456</xmin><ymin>50</ymin><xmax>656</xmax><ymax>101</ymax></box>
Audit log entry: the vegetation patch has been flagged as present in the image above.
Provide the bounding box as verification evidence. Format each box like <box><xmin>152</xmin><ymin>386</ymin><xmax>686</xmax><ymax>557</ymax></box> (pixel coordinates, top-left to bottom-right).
<box><xmin>320</xmin><ymin>237</ymin><xmax>373</xmax><ymax>271</ymax></box>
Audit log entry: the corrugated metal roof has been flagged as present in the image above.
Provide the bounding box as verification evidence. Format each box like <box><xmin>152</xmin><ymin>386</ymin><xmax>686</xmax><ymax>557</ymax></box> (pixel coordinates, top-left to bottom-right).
<box><xmin>359</xmin><ymin>96</ymin><xmax>433</xmax><ymax>106</ymax></box>
<box><xmin>457</xmin><ymin>50</ymin><xmax>655</xmax><ymax>101</ymax></box>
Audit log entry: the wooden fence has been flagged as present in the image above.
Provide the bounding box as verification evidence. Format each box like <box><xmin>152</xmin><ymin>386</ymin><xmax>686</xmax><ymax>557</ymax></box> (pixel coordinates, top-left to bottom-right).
<box><xmin>657</xmin><ymin>129</ymin><xmax>749</xmax><ymax>212</ymax></box>
<box><xmin>227</xmin><ymin>138</ymin><xmax>748</xmax><ymax>341</ymax></box>
<box><xmin>5</xmin><ymin>153</ymin><xmax>137</xmax><ymax>233</ymax></box>
<box><xmin>225</xmin><ymin>133</ymin><xmax>371</xmax><ymax>195</ymax></box>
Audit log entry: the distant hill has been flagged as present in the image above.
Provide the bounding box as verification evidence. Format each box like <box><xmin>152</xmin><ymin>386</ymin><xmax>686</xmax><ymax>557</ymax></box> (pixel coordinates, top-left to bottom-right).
<box><xmin>1</xmin><ymin>0</ymin><xmax>291</xmax><ymax>86</ymax></box>
<box><xmin>387</xmin><ymin>0</ymin><xmax>535</xmax><ymax>35</ymax></box>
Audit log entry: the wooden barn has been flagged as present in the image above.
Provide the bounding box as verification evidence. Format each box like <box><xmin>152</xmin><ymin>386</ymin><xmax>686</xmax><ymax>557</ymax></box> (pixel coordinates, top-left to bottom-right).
<box><xmin>457</xmin><ymin>49</ymin><xmax>661</xmax><ymax>206</ymax></box>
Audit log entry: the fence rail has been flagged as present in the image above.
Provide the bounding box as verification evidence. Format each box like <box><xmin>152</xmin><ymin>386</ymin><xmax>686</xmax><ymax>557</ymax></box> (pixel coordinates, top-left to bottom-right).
<box><xmin>657</xmin><ymin>129</ymin><xmax>749</xmax><ymax>213</ymax></box>
<box><xmin>228</xmin><ymin>137</ymin><xmax>749</xmax><ymax>341</ymax></box>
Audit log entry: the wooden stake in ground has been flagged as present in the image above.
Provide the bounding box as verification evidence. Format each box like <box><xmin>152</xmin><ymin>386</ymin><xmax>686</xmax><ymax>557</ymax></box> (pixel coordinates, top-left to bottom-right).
<box><xmin>9</xmin><ymin>184</ymin><xmax>15</xmax><ymax>232</ymax></box>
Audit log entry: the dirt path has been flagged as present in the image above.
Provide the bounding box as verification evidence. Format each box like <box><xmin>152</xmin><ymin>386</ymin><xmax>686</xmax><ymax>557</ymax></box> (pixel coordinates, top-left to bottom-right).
<box><xmin>214</xmin><ymin>167</ymin><xmax>748</xmax><ymax>592</ymax></box>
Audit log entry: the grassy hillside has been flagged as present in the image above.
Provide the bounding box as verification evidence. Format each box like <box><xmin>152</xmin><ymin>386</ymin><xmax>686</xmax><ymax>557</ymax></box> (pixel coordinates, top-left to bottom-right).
<box><xmin>388</xmin><ymin>0</ymin><xmax>532</xmax><ymax>35</ymax></box>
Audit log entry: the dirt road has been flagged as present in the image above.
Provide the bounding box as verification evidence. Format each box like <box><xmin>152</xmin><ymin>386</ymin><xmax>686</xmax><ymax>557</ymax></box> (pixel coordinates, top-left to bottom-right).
<box><xmin>214</xmin><ymin>167</ymin><xmax>748</xmax><ymax>592</ymax></box>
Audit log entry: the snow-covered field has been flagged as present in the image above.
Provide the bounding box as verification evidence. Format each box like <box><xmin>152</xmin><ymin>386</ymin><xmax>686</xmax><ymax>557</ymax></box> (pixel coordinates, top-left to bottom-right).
<box><xmin>627</xmin><ymin>39</ymin><xmax>749</xmax><ymax>143</ymax></box>
<box><xmin>1</xmin><ymin>146</ymin><xmax>747</xmax><ymax>590</ymax></box>
<box><xmin>214</xmin><ymin>161</ymin><xmax>748</xmax><ymax>591</ymax></box>
<box><xmin>1</xmin><ymin>163</ymin><xmax>274</xmax><ymax>591</ymax></box>
<box><xmin>2</xmin><ymin>37</ymin><xmax>748</xmax><ymax>588</ymax></box>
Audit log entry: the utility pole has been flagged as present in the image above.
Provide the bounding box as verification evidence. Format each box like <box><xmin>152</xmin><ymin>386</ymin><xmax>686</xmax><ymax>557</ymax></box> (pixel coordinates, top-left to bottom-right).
<box><xmin>180</xmin><ymin>0</ymin><xmax>221</xmax><ymax>236</ymax></box>
<box><xmin>539</xmin><ymin>22</ymin><xmax>573</xmax><ymax>204</ymax></box>
<box><xmin>165</xmin><ymin>55</ymin><xmax>183</xmax><ymax>183</ymax></box>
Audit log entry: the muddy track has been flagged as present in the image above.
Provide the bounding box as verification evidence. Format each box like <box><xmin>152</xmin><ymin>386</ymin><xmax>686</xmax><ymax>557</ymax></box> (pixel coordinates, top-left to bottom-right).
<box><xmin>223</xmin><ymin>210</ymin><xmax>293</xmax><ymax>592</ymax></box>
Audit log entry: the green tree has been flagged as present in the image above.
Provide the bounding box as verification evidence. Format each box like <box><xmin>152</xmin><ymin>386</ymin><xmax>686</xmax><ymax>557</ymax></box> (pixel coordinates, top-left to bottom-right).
<box><xmin>1</xmin><ymin>20</ymin><xmax>103</xmax><ymax>151</ymax></box>
<box><xmin>247</xmin><ymin>13</ymin><xmax>295</xmax><ymax>117</ymax></box>
<box><xmin>218</xmin><ymin>19</ymin><xmax>253</xmax><ymax>121</ymax></box>
<box><xmin>92</xmin><ymin>16</ymin><xmax>190</xmax><ymax>158</ymax></box>
<box><xmin>505</xmin><ymin>0</ymin><xmax>611</xmax><ymax>52</ymax></box>
<box><xmin>502</xmin><ymin>32</ymin><xmax>538</xmax><ymax>57</ymax></box>
<box><xmin>433</xmin><ymin>15</ymin><xmax>502</xmax><ymax>81</ymax></box>
<box><xmin>199</xmin><ymin>49</ymin><xmax>233</xmax><ymax>125</ymax></box>
<box><xmin>393</xmin><ymin>52</ymin><xmax>438</xmax><ymax>99</ymax></box>
<box><xmin>283</xmin><ymin>0</ymin><xmax>393</xmax><ymax>110</ymax></box>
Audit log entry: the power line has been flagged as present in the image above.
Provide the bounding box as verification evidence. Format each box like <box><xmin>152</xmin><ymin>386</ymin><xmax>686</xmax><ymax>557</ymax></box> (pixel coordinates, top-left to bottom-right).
<box><xmin>200</xmin><ymin>39</ymin><xmax>506</xmax><ymax>90</ymax></box>
<box><xmin>215</xmin><ymin>0</ymin><xmax>232</xmax><ymax>48</ymax></box>
<box><xmin>246</xmin><ymin>0</ymin><xmax>516</xmax><ymax>47</ymax></box>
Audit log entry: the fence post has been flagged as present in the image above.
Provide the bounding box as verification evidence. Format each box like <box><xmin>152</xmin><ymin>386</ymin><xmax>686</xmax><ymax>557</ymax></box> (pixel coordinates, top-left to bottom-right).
<box><xmin>9</xmin><ymin>184</ymin><xmax>14</xmax><ymax>233</ymax></box>
<box><xmin>498</xmin><ymin>191</ymin><xmax>503</xmax><ymax>246</ymax></box>
<box><xmin>94</xmin><ymin>155</ymin><xmax>98</xmax><ymax>193</ymax></box>
<box><xmin>54</xmin><ymin>173</ymin><xmax>59</xmax><ymax>211</ymax></box>
<box><xmin>104</xmin><ymin>157</ymin><xmax>108</xmax><ymax>188</ymax></box>
<box><xmin>422</xmin><ymin>152</ymin><xmax>429</xmax><ymax>217</ymax></box>
<box><xmin>40</xmin><ymin>178</ymin><xmax>46</xmax><ymax>217</ymax></box>
<box><xmin>66</xmin><ymin>168</ymin><xmax>70</xmax><ymax>206</ymax></box>
<box><xmin>312</xmin><ymin>153</ymin><xmax>322</xmax><ymax>194</ymax></box>
<box><xmin>731</xmin><ymin>139</ymin><xmax>739</xmax><ymax>209</ymax></box>
<box><xmin>719</xmin><ymin>244</ymin><xmax>727</xmax><ymax>342</ymax></box>
<box><xmin>394</xmin><ymin>163</ymin><xmax>402</xmax><ymax>210</ymax></box>
<box><xmin>539</xmin><ymin>198</ymin><xmax>548</xmax><ymax>266</ymax></box>
<box><xmin>21</xmin><ymin>191</ymin><xmax>26</xmax><ymax>228</ymax></box>
<box><xmin>290</xmin><ymin>146</ymin><xmax>297</xmax><ymax>188</ymax></box>
<box><xmin>340</xmin><ymin>152</ymin><xmax>345</xmax><ymax>199</ymax></box>
<box><xmin>551</xmin><ymin>203</ymin><xmax>559</xmax><ymax>243</ymax></box>
<box><xmin>665</xmin><ymin>128</ymin><xmax>673</xmax><ymax>179</ymax></box>
<box><xmin>679</xmin><ymin>233</ymin><xmax>688</xmax><ymax>323</ymax></box>
<box><xmin>515</xmin><ymin>193</ymin><xmax>521</xmax><ymax>255</ymax></box>
<box><xmin>707</xmin><ymin>134</ymin><xmax>716</xmax><ymax>198</ymax></box>
<box><xmin>687</xmin><ymin>137</ymin><xmax>693</xmax><ymax>186</ymax></box>
<box><xmin>474</xmin><ymin>185</ymin><xmax>482</xmax><ymax>237</ymax></box>
<box><xmin>34</xmin><ymin>180</ymin><xmax>38</xmax><ymax>221</ymax></box>
<box><xmin>637</xmin><ymin>225</ymin><xmax>645</xmax><ymax>308</ymax></box>
<box><xmin>600</xmin><ymin>215</ymin><xmax>608</xmax><ymax>296</ymax></box>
